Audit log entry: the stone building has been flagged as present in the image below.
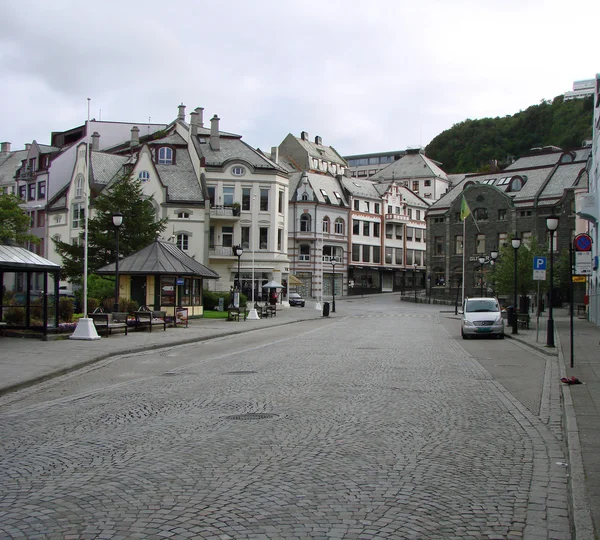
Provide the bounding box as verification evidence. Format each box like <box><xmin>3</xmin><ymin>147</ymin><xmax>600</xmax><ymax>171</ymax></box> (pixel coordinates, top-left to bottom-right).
<box><xmin>426</xmin><ymin>146</ymin><xmax>591</xmax><ymax>301</ymax></box>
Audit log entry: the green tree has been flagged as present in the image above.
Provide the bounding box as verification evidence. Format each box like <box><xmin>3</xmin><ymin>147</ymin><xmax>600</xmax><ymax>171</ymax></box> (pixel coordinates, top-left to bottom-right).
<box><xmin>54</xmin><ymin>174</ymin><xmax>167</xmax><ymax>283</ymax></box>
<box><xmin>493</xmin><ymin>237</ymin><xmax>549</xmax><ymax>301</ymax></box>
<box><xmin>0</xmin><ymin>193</ymin><xmax>41</xmax><ymax>245</ymax></box>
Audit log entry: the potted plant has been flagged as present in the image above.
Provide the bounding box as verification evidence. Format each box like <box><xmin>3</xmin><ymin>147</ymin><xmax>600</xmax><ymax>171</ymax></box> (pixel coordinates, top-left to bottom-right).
<box><xmin>232</xmin><ymin>202</ymin><xmax>241</xmax><ymax>216</ymax></box>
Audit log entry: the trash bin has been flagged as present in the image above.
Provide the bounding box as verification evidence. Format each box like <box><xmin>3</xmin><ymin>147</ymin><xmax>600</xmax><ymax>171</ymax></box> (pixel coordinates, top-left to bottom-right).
<box><xmin>322</xmin><ymin>302</ymin><xmax>330</xmax><ymax>317</ymax></box>
<box><xmin>506</xmin><ymin>306</ymin><xmax>515</xmax><ymax>327</ymax></box>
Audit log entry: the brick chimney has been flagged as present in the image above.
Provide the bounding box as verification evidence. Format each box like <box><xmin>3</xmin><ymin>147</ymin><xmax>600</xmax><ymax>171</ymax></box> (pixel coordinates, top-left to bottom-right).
<box><xmin>195</xmin><ymin>107</ymin><xmax>204</xmax><ymax>128</ymax></box>
<box><xmin>91</xmin><ymin>132</ymin><xmax>100</xmax><ymax>151</ymax></box>
<box><xmin>0</xmin><ymin>141</ymin><xmax>10</xmax><ymax>158</ymax></box>
<box><xmin>178</xmin><ymin>103</ymin><xmax>186</xmax><ymax>121</ymax></box>
<box><xmin>210</xmin><ymin>115</ymin><xmax>220</xmax><ymax>151</ymax></box>
<box><xmin>271</xmin><ymin>146</ymin><xmax>279</xmax><ymax>164</ymax></box>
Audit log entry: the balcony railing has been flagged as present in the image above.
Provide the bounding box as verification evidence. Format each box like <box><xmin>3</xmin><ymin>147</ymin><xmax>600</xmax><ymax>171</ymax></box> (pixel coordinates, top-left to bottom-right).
<box><xmin>385</xmin><ymin>213</ymin><xmax>409</xmax><ymax>223</ymax></box>
<box><xmin>209</xmin><ymin>206</ymin><xmax>240</xmax><ymax>219</ymax></box>
<box><xmin>19</xmin><ymin>169</ymin><xmax>36</xmax><ymax>182</ymax></box>
<box><xmin>209</xmin><ymin>246</ymin><xmax>235</xmax><ymax>257</ymax></box>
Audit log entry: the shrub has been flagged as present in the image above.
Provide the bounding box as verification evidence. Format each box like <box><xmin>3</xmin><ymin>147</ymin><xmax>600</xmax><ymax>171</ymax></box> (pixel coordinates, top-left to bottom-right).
<box><xmin>125</xmin><ymin>299</ymin><xmax>139</xmax><ymax>313</ymax></box>
<box><xmin>3</xmin><ymin>307</ymin><xmax>25</xmax><ymax>325</ymax></box>
<box><xmin>87</xmin><ymin>297</ymin><xmax>99</xmax><ymax>313</ymax></box>
<box><xmin>59</xmin><ymin>298</ymin><xmax>74</xmax><ymax>323</ymax></box>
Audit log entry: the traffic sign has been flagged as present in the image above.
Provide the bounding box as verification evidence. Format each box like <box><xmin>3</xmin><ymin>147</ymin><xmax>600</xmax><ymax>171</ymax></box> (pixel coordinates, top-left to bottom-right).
<box><xmin>533</xmin><ymin>269</ymin><xmax>546</xmax><ymax>281</ymax></box>
<box><xmin>533</xmin><ymin>256</ymin><xmax>546</xmax><ymax>270</ymax></box>
<box><xmin>575</xmin><ymin>251</ymin><xmax>592</xmax><ymax>275</ymax></box>
<box><xmin>572</xmin><ymin>276</ymin><xmax>586</xmax><ymax>283</ymax></box>
<box><xmin>574</xmin><ymin>233</ymin><xmax>592</xmax><ymax>252</ymax></box>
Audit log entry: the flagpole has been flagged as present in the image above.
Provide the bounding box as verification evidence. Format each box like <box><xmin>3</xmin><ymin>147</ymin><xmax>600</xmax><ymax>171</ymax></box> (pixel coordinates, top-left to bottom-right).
<box><xmin>70</xmin><ymin>98</ymin><xmax>100</xmax><ymax>340</ymax></box>
<box><xmin>461</xmin><ymin>216</ymin><xmax>466</xmax><ymax>306</ymax></box>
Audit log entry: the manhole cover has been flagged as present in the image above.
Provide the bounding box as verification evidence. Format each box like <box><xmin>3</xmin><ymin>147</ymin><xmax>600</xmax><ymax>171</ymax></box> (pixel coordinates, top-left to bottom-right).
<box><xmin>225</xmin><ymin>413</ymin><xmax>277</xmax><ymax>420</ymax></box>
<box><xmin>227</xmin><ymin>371</ymin><xmax>258</xmax><ymax>375</ymax></box>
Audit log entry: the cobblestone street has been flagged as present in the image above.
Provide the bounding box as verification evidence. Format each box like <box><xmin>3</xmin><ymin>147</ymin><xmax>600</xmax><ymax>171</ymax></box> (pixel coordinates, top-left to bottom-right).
<box><xmin>0</xmin><ymin>298</ymin><xmax>571</xmax><ymax>539</ymax></box>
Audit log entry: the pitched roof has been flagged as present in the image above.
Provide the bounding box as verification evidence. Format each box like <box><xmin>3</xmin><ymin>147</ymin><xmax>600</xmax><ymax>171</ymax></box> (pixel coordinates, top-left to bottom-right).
<box><xmin>289</xmin><ymin>171</ymin><xmax>349</xmax><ymax>206</ymax></box>
<box><xmin>95</xmin><ymin>240</ymin><xmax>219</xmax><ymax>278</ymax></box>
<box><xmin>291</xmin><ymin>136</ymin><xmax>347</xmax><ymax>166</ymax></box>
<box><xmin>340</xmin><ymin>177</ymin><xmax>382</xmax><ymax>199</ymax></box>
<box><xmin>156</xmin><ymin>149</ymin><xmax>204</xmax><ymax>202</ymax></box>
<box><xmin>369</xmin><ymin>151</ymin><xmax>449</xmax><ymax>182</ymax></box>
<box><xmin>91</xmin><ymin>152</ymin><xmax>129</xmax><ymax>186</ymax></box>
<box><xmin>0</xmin><ymin>245</ymin><xmax>60</xmax><ymax>271</ymax></box>
<box><xmin>0</xmin><ymin>150</ymin><xmax>28</xmax><ymax>186</ymax></box>
<box><xmin>195</xmin><ymin>136</ymin><xmax>285</xmax><ymax>171</ymax></box>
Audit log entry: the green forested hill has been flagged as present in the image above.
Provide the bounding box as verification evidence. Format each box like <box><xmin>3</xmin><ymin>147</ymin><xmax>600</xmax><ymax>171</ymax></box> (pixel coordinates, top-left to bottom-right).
<box><xmin>425</xmin><ymin>95</ymin><xmax>594</xmax><ymax>174</ymax></box>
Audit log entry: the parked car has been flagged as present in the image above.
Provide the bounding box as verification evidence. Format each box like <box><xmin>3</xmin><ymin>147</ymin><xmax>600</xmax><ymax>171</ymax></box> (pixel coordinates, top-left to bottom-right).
<box><xmin>288</xmin><ymin>292</ymin><xmax>306</xmax><ymax>307</ymax></box>
<box><xmin>461</xmin><ymin>297</ymin><xmax>504</xmax><ymax>339</ymax></box>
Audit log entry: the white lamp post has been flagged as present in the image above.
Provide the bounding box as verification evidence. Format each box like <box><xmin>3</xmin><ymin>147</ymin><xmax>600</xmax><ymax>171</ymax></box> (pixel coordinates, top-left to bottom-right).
<box><xmin>246</xmin><ymin>195</ymin><xmax>260</xmax><ymax>320</ymax></box>
<box><xmin>112</xmin><ymin>211</ymin><xmax>123</xmax><ymax>312</ymax></box>
<box><xmin>546</xmin><ymin>214</ymin><xmax>559</xmax><ymax>347</ymax></box>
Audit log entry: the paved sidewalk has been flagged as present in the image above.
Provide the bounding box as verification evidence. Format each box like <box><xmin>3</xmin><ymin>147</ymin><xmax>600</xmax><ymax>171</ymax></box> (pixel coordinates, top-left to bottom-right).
<box><xmin>506</xmin><ymin>307</ymin><xmax>600</xmax><ymax>539</ymax></box>
<box><xmin>0</xmin><ymin>304</ymin><xmax>324</xmax><ymax>396</ymax></box>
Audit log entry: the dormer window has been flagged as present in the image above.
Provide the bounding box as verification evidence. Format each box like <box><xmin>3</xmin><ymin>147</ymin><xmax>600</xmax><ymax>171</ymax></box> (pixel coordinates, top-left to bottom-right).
<box><xmin>507</xmin><ymin>175</ymin><xmax>526</xmax><ymax>192</ymax></box>
<box><xmin>138</xmin><ymin>171</ymin><xmax>150</xmax><ymax>183</ymax></box>
<box><xmin>157</xmin><ymin>147</ymin><xmax>173</xmax><ymax>165</ymax></box>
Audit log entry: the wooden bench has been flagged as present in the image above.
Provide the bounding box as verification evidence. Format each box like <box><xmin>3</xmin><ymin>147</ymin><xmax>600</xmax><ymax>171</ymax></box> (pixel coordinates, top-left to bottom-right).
<box><xmin>90</xmin><ymin>312</ymin><xmax>129</xmax><ymax>336</ymax></box>
<box><xmin>517</xmin><ymin>313</ymin><xmax>530</xmax><ymax>329</ymax></box>
<box><xmin>134</xmin><ymin>310</ymin><xmax>167</xmax><ymax>332</ymax></box>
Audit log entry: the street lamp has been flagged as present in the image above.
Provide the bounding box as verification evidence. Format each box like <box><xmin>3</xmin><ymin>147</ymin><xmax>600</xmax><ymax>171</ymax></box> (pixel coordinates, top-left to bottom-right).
<box><xmin>414</xmin><ymin>262</ymin><xmax>418</xmax><ymax>303</ymax></box>
<box><xmin>511</xmin><ymin>236</ymin><xmax>521</xmax><ymax>335</ymax></box>
<box><xmin>490</xmin><ymin>247</ymin><xmax>499</xmax><ymax>297</ymax></box>
<box><xmin>112</xmin><ymin>211</ymin><xmax>123</xmax><ymax>312</ymax></box>
<box><xmin>331</xmin><ymin>258</ymin><xmax>336</xmax><ymax>313</ymax></box>
<box><xmin>546</xmin><ymin>214</ymin><xmax>559</xmax><ymax>347</ymax></box>
<box><xmin>233</xmin><ymin>244</ymin><xmax>243</xmax><ymax>308</ymax></box>
<box><xmin>478</xmin><ymin>255</ymin><xmax>486</xmax><ymax>296</ymax></box>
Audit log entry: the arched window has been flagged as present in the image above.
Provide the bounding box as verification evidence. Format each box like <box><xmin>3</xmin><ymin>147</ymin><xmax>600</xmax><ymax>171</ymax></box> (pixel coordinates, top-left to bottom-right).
<box><xmin>157</xmin><ymin>147</ymin><xmax>173</xmax><ymax>165</ymax></box>
<box><xmin>138</xmin><ymin>170</ymin><xmax>150</xmax><ymax>182</ymax></box>
<box><xmin>176</xmin><ymin>233</ymin><xmax>189</xmax><ymax>251</ymax></box>
<box><xmin>322</xmin><ymin>216</ymin><xmax>330</xmax><ymax>233</ymax></box>
<box><xmin>299</xmin><ymin>244</ymin><xmax>310</xmax><ymax>261</ymax></box>
<box><xmin>301</xmin><ymin>192</ymin><xmax>310</xmax><ymax>201</ymax></box>
<box><xmin>334</xmin><ymin>218</ymin><xmax>344</xmax><ymax>234</ymax></box>
<box><xmin>507</xmin><ymin>175</ymin><xmax>526</xmax><ymax>193</ymax></box>
<box><xmin>300</xmin><ymin>214</ymin><xmax>311</xmax><ymax>232</ymax></box>
<box><xmin>75</xmin><ymin>174</ymin><xmax>84</xmax><ymax>198</ymax></box>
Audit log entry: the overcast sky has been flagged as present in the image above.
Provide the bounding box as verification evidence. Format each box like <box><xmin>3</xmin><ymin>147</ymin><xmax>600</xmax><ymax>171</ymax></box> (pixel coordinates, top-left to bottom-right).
<box><xmin>1</xmin><ymin>0</ymin><xmax>598</xmax><ymax>157</ymax></box>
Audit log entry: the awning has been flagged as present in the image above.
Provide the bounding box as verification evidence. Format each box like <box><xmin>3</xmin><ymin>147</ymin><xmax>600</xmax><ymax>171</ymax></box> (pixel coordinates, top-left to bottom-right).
<box><xmin>287</xmin><ymin>274</ymin><xmax>303</xmax><ymax>286</ymax></box>
<box><xmin>262</xmin><ymin>280</ymin><xmax>284</xmax><ymax>289</ymax></box>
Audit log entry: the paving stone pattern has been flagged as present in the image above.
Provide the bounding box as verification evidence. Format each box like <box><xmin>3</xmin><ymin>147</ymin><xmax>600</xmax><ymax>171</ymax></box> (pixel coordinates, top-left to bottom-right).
<box><xmin>0</xmin><ymin>306</ymin><xmax>571</xmax><ymax>539</ymax></box>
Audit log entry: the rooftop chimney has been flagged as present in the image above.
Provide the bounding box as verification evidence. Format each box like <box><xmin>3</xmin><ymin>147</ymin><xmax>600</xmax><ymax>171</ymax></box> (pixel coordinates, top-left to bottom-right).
<box><xmin>271</xmin><ymin>146</ymin><xmax>279</xmax><ymax>164</ymax></box>
<box><xmin>190</xmin><ymin>111</ymin><xmax>199</xmax><ymax>136</ymax></box>
<box><xmin>315</xmin><ymin>135</ymin><xmax>322</xmax><ymax>145</ymax></box>
<box><xmin>300</xmin><ymin>131</ymin><xmax>309</xmax><ymax>141</ymax></box>
<box><xmin>210</xmin><ymin>115</ymin><xmax>220</xmax><ymax>151</ymax></box>
<box><xmin>25</xmin><ymin>143</ymin><xmax>31</xmax><ymax>151</ymax></box>
<box><xmin>195</xmin><ymin>107</ymin><xmax>204</xmax><ymax>128</ymax></box>
<box><xmin>178</xmin><ymin>103</ymin><xmax>186</xmax><ymax>121</ymax></box>
<box><xmin>130</xmin><ymin>126</ymin><xmax>139</xmax><ymax>146</ymax></box>
<box><xmin>91</xmin><ymin>132</ymin><xmax>100</xmax><ymax>151</ymax></box>
<box><xmin>0</xmin><ymin>141</ymin><xmax>10</xmax><ymax>157</ymax></box>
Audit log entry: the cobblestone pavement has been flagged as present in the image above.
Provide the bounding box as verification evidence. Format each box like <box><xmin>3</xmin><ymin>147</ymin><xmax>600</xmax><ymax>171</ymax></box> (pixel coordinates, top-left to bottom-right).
<box><xmin>0</xmin><ymin>299</ymin><xmax>572</xmax><ymax>539</ymax></box>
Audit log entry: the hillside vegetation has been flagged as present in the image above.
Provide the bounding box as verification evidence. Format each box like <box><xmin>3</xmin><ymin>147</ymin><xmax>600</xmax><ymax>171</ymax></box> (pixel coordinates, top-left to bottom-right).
<box><xmin>425</xmin><ymin>95</ymin><xmax>594</xmax><ymax>174</ymax></box>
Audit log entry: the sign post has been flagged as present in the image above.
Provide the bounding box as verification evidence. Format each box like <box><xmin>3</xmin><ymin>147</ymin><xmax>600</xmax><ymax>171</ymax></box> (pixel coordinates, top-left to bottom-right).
<box><xmin>533</xmin><ymin>256</ymin><xmax>547</xmax><ymax>343</ymax></box>
<box><xmin>570</xmin><ymin>233</ymin><xmax>593</xmax><ymax>367</ymax></box>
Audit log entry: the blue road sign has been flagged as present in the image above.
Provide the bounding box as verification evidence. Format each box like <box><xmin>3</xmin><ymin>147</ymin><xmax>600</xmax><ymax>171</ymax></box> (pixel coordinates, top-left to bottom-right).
<box><xmin>574</xmin><ymin>234</ymin><xmax>592</xmax><ymax>252</ymax></box>
<box><xmin>534</xmin><ymin>256</ymin><xmax>547</xmax><ymax>270</ymax></box>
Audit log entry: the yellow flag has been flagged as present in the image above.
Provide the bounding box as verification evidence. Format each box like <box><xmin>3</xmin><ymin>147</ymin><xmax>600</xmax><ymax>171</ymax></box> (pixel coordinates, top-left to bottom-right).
<box><xmin>460</xmin><ymin>196</ymin><xmax>471</xmax><ymax>221</ymax></box>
